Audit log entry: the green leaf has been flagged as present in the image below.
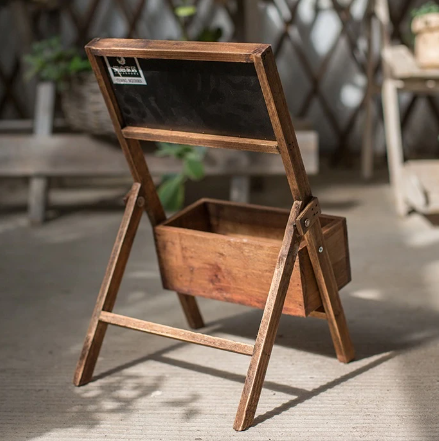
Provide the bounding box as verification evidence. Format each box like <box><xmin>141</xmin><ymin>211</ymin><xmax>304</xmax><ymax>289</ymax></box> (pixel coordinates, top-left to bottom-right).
<box><xmin>157</xmin><ymin>174</ymin><xmax>185</xmax><ymax>211</ymax></box>
<box><xmin>22</xmin><ymin>36</ymin><xmax>90</xmax><ymax>87</ymax></box>
<box><xmin>196</xmin><ymin>26</ymin><xmax>223</xmax><ymax>42</ymax></box>
<box><xmin>69</xmin><ymin>55</ymin><xmax>91</xmax><ymax>74</ymax></box>
<box><xmin>155</xmin><ymin>143</ymin><xmax>182</xmax><ymax>158</ymax></box>
<box><xmin>155</xmin><ymin>143</ymin><xmax>193</xmax><ymax>159</ymax></box>
<box><xmin>411</xmin><ymin>1</ymin><xmax>439</xmax><ymax>17</ymax></box>
<box><xmin>175</xmin><ymin>5</ymin><xmax>197</xmax><ymax>18</ymax></box>
<box><xmin>184</xmin><ymin>154</ymin><xmax>204</xmax><ymax>180</ymax></box>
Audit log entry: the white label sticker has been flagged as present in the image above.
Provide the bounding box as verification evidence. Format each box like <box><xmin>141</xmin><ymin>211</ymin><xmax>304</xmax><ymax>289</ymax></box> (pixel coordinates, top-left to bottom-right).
<box><xmin>105</xmin><ymin>56</ymin><xmax>147</xmax><ymax>85</ymax></box>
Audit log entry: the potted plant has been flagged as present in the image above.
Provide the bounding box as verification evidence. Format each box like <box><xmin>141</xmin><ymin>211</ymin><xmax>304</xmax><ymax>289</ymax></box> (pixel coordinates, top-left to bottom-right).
<box><xmin>24</xmin><ymin>37</ymin><xmax>114</xmax><ymax>135</ymax></box>
<box><xmin>411</xmin><ymin>1</ymin><xmax>439</xmax><ymax>69</ymax></box>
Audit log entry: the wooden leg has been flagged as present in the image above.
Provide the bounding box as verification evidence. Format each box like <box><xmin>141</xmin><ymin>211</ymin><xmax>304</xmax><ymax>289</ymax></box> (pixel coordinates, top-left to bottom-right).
<box><xmin>28</xmin><ymin>176</ymin><xmax>49</xmax><ymax>224</ymax></box>
<box><xmin>382</xmin><ymin>78</ymin><xmax>409</xmax><ymax>216</ymax></box>
<box><xmin>28</xmin><ymin>82</ymin><xmax>56</xmax><ymax>225</ymax></box>
<box><xmin>361</xmin><ymin>1</ymin><xmax>375</xmax><ymax>180</ymax></box>
<box><xmin>233</xmin><ymin>201</ymin><xmax>302</xmax><ymax>431</ymax></box>
<box><xmin>177</xmin><ymin>293</ymin><xmax>204</xmax><ymax>329</ymax></box>
<box><xmin>73</xmin><ymin>183</ymin><xmax>143</xmax><ymax>386</ymax></box>
<box><xmin>361</xmin><ymin>91</ymin><xmax>374</xmax><ymax>180</ymax></box>
<box><xmin>305</xmin><ymin>221</ymin><xmax>355</xmax><ymax>363</ymax></box>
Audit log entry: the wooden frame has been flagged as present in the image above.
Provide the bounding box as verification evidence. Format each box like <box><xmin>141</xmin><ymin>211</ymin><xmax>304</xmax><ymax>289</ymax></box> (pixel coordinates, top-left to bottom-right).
<box><xmin>73</xmin><ymin>38</ymin><xmax>354</xmax><ymax>431</ymax></box>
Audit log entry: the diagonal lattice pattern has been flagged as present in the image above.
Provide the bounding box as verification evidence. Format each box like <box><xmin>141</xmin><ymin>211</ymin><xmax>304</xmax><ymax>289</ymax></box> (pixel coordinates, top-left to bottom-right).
<box><xmin>264</xmin><ymin>0</ymin><xmax>369</xmax><ymax>159</ymax></box>
<box><xmin>262</xmin><ymin>0</ymin><xmax>439</xmax><ymax>158</ymax></box>
<box><xmin>0</xmin><ymin>0</ymin><xmax>239</xmax><ymax>119</ymax></box>
<box><xmin>1</xmin><ymin>0</ymin><xmax>437</xmax><ymax>157</ymax></box>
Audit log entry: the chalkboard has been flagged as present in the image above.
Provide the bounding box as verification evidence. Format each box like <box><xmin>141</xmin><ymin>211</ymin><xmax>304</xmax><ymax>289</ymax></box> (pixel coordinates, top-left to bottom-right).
<box><xmin>104</xmin><ymin>57</ymin><xmax>276</xmax><ymax>140</ymax></box>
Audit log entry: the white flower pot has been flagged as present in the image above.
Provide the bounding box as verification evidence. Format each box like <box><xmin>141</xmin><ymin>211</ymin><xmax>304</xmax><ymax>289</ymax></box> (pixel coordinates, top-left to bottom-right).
<box><xmin>412</xmin><ymin>12</ymin><xmax>439</xmax><ymax>69</ymax></box>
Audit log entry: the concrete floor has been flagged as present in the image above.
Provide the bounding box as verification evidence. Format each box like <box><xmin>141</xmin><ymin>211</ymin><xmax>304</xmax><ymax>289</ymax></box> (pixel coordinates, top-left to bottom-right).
<box><xmin>1</xmin><ymin>172</ymin><xmax>439</xmax><ymax>440</ymax></box>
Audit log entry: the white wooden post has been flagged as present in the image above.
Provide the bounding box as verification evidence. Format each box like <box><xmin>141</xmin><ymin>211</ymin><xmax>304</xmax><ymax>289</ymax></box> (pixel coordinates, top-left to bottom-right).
<box><xmin>28</xmin><ymin>81</ymin><xmax>55</xmax><ymax>224</ymax></box>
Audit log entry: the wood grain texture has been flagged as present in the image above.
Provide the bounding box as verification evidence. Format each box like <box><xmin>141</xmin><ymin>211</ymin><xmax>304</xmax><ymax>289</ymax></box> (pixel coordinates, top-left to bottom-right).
<box><xmin>233</xmin><ymin>201</ymin><xmax>303</xmax><ymax>431</ymax></box>
<box><xmin>304</xmin><ymin>221</ymin><xmax>355</xmax><ymax>363</ymax></box>
<box><xmin>253</xmin><ymin>47</ymin><xmax>312</xmax><ymax>203</ymax></box>
<box><xmin>296</xmin><ymin>197</ymin><xmax>321</xmax><ymax>235</ymax></box>
<box><xmin>383</xmin><ymin>45</ymin><xmax>439</xmax><ymax>80</ymax></box>
<box><xmin>309</xmin><ymin>306</ymin><xmax>326</xmax><ymax>319</ymax></box>
<box><xmin>99</xmin><ymin>311</ymin><xmax>253</xmax><ymax>355</ymax></box>
<box><xmin>86</xmin><ymin>49</ymin><xmax>166</xmax><ymax>226</ymax></box>
<box><xmin>86</xmin><ymin>47</ymin><xmax>205</xmax><ymax>323</ymax></box>
<box><xmin>73</xmin><ymin>183</ymin><xmax>143</xmax><ymax>386</ymax></box>
<box><xmin>122</xmin><ymin>126</ymin><xmax>279</xmax><ymax>154</ymax></box>
<box><xmin>86</xmin><ymin>38</ymin><xmax>269</xmax><ymax>63</ymax></box>
<box><xmin>85</xmin><ymin>46</ymin><xmax>204</xmax><ymax>328</ymax></box>
<box><xmin>0</xmin><ymin>132</ymin><xmax>317</xmax><ymax>176</ymax></box>
<box><xmin>155</xmin><ymin>199</ymin><xmax>350</xmax><ymax>317</ymax></box>
<box><xmin>76</xmin><ymin>41</ymin><xmax>355</xmax><ymax>431</ymax></box>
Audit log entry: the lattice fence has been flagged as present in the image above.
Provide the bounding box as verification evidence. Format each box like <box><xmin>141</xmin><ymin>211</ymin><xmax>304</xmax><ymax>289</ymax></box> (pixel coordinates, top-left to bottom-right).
<box><xmin>0</xmin><ymin>0</ymin><xmax>437</xmax><ymax>156</ymax></box>
<box><xmin>0</xmin><ymin>0</ymin><xmax>242</xmax><ymax>118</ymax></box>
<box><xmin>257</xmin><ymin>0</ymin><xmax>439</xmax><ymax>159</ymax></box>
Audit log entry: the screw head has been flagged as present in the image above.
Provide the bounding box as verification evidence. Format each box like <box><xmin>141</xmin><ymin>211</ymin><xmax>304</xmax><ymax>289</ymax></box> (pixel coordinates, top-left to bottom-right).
<box><xmin>304</xmin><ymin>218</ymin><xmax>310</xmax><ymax>228</ymax></box>
<box><xmin>137</xmin><ymin>197</ymin><xmax>145</xmax><ymax>207</ymax></box>
<box><xmin>318</xmin><ymin>246</ymin><xmax>324</xmax><ymax>253</ymax></box>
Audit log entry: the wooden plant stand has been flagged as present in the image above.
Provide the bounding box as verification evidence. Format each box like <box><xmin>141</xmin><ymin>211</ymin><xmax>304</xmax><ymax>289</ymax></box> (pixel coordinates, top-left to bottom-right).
<box><xmin>73</xmin><ymin>38</ymin><xmax>355</xmax><ymax>431</ymax></box>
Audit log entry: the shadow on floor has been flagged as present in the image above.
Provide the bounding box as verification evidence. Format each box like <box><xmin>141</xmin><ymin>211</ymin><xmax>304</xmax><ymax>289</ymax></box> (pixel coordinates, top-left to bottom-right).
<box><xmin>89</xmin><ymin>291</ymin><xmax>439</xmax><ymax>428</ymax></box>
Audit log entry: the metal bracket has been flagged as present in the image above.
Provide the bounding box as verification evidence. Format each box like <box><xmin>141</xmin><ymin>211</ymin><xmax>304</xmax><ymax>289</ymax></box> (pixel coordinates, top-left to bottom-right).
<box><xmin>295</xmin><ymin>197</ymin><xmax>321</xmax><ymax>235</ymax></box>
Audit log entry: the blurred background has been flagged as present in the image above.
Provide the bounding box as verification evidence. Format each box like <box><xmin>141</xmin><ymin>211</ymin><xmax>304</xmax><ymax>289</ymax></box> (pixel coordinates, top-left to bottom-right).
<box><xmin>2</xmin><ymin>0</ymin><xmax>438</xmax><ymax>154</ymax></box>
<box><xmin>1</xmin><ymin>0</ymin><xmax>439</xmax><ymax>221</ymax></box>
<box><xmin>1</xmin><ymin>2</ymin><xmax>439</xmax><ymax>439</ymax></box>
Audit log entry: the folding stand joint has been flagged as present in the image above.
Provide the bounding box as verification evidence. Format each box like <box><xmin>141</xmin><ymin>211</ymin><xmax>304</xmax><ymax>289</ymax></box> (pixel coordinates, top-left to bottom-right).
<box><xmin>295</xmin><ymin>197</ymin><xmax>321</xmax><ymax>235</ymax></box>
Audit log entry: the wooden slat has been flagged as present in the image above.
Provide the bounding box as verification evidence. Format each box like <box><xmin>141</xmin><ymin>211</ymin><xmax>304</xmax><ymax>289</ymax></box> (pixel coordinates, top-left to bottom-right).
<box><xmin>296</xmin><ymin>197</ymin><xmax>321</xmax><ymax>235</ymax></box>
<box><xmin>233</xmin><ymin>201</ymin><xmax>303</xmax><ymax>431</ymax></box>
<box><xmin>0</xmin><ymin>118</ymin><xmax>67</xmax><ymax>133</ymax></box>
<box><xmin>309</xmin><ymin>306</ymin><xmax>326</xmax><ymax>319</ymax></box>
<box><xmin>86</xmin><ymin>38</ymin><xmax>269</xmax><ymax>63</ymax></box>
<box><xmin>86</xmin><ymin>48</ymin><xmax>205</xmax><ymax>332</ymax></box>
<box><xmin>86</xmin><ymin>49</ymin><xmax>166</xmax><ymax>227</ymax></box>
<box><xmin>383</xmin><ymin>45</ymin><xmax>439</xmax><ymax>80</ymax></box>
<box><xmin>304</xmin><ymin>220</ymin><xmax>355</xmax><ymax>363</ymax></box>
<box><xmin>122</xmin><ymin>126</ymin><xmax>279</xmax><ymax>154</ymax></box>
<box><xmin>99</xmin><ymin>311</ymin><xmax>254</xmax><ymax>356</ymax></box>
<box><xmin>0</xmin><ymin>135</ymin><xmax>129</xmax><ymax>176</ymax></box>
<box><xmin>0</xmin><ymin>130</ymin><xmax>318</xmax><ymax>177</ymax></box>
<box><xmin>73</xmin><ymin>183</ymin><xmax>144</xmax><ymax>386</ymax></box>
<box><xmin>253</xmin><ymin>47</ymin><xmax>313</xmax><ymax>202</ymax></box>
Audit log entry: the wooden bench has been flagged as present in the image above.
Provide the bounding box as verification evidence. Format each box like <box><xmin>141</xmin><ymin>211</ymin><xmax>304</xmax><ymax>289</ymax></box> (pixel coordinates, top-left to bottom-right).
<box><xmin>0</xmin><ymin>130</ymin><xmax>318</xmax><ymax>222</ymax></box>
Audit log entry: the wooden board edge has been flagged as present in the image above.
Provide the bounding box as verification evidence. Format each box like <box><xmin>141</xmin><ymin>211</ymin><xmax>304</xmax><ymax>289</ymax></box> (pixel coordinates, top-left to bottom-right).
<box><xmin>86</xmin><ymin>38</ymin><xmax>271</xmax><ymax>63</ymax></box>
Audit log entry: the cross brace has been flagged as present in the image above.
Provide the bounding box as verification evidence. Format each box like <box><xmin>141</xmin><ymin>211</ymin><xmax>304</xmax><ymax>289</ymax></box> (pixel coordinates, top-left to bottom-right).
<box><xmin>100</xmin><ymin>311</ymin><xmax>254</xmax><ymax>356</ymax></box>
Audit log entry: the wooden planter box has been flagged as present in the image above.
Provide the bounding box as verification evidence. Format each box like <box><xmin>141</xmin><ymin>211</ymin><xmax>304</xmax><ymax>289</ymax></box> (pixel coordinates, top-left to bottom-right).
<box><xmin>155</xmin><ymin>198</ymin><xmax>351</xmax><ymax>317</ymax></box>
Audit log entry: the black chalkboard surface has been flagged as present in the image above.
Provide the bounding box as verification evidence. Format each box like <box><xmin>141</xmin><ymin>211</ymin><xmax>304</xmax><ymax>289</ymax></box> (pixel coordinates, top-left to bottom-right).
<box><xmin>105</xmin><ymin>57</ymin><xmax>275</xmax><ymax>140</ymax></box>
